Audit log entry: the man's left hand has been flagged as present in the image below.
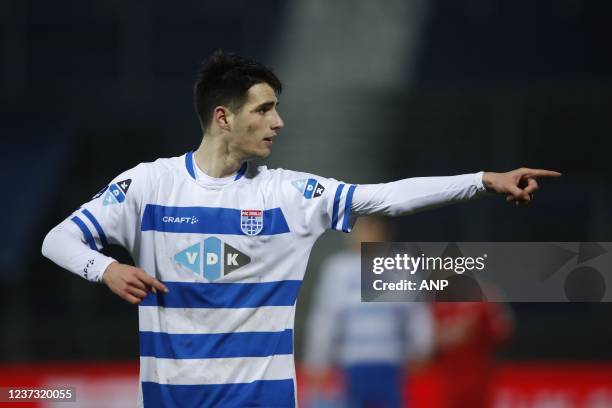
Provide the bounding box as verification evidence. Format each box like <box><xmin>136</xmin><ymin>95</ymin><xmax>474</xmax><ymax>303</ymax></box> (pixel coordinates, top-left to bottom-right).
<box><xmin>482</xmin><ymin>168</ymin><xmax>561</xmax><ymax>204</ymax></box>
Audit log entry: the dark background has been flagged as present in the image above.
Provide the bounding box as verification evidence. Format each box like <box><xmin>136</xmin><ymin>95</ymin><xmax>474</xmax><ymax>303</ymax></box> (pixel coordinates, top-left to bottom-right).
<box><xmin>1</xmin><ymin>0</ymin><xmax>611</xmax><ymax>362</ymax></box>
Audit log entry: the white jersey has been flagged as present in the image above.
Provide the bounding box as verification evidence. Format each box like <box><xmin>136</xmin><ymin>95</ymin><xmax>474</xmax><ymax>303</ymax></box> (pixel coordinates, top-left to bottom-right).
<box><xmin>42</xmin><ymin>151</ymin><xmax>485</xmax><ymax>407</ymax></box>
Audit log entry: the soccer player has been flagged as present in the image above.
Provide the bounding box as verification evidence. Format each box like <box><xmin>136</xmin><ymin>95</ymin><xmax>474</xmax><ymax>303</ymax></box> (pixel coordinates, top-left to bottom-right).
<box><xmin>41</xmin><ymin>50</ymin><xmax>560</xmax><ymax>407</ymax></box>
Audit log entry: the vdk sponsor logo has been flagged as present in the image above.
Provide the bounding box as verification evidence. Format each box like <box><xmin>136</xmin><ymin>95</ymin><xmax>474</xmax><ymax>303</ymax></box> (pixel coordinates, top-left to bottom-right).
<box><xmin>291</xmin><ymin>178</ymin><xmax>325</xmax><ymax>199</ymax></box>
<box><xmin>102</xmin><ymin>179</ymin><xmax>132</xmax><ymax>206</ymax></box>
<box><xmin>174</xmin><ymin>237</ymin><xmax>251</xmax><ymax>281</ymax></box>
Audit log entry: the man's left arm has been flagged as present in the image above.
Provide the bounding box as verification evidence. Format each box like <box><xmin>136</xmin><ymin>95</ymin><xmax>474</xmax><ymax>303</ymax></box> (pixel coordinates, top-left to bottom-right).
<box><xmin>352</xmin><ymin>168</ymin><xmax>561</xmax><ymax>216</ymax></box>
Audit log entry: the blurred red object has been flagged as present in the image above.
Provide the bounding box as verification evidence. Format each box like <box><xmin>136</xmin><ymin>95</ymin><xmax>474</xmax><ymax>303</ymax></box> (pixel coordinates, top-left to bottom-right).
<box><xmin>430</xmin><ymin>302</ymin><xmax>514</xmax><ymax>408</ymax></box>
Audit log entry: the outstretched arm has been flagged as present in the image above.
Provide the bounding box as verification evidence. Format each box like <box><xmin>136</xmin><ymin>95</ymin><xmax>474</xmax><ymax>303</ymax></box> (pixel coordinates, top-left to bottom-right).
<box><xmin>351</xmin><ymin>168</ymin><xmax>560</xmax><ymax>217</ymax></box>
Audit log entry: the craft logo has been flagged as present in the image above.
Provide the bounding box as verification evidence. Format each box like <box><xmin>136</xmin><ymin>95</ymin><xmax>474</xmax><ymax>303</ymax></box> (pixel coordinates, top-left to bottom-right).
<box><xmin>292</xmin><ymin>178</ymin><xmax>325</xmax><ymax>199</ymax></box>
<box><xmin>162</xmin><ymin>216</ymin><xmax>199</xmax><ymax>225</ymax></box>
<box><xmin>83</xmin><ymin>258</ymin><xmax>95</xmax><ymax>280</ymax></box>
<box><xmin>102</xmin><ymin>179</ymin><xmax>132</xmax><ymax>206</ymax></box>
<box><xmin>240</xmin><ymin>209</ymin><xmax>263</xmax><ymax>236</ymax></box>
<box><xmin>174</xmin><ymin>237</ymin><xmax>251</xmax><ymax>281</ymax></box>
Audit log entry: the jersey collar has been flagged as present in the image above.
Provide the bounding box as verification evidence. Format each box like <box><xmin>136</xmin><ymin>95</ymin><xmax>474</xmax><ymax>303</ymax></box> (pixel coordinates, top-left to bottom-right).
<box><xmin>185</xmin><ymin>151</ymin><xmax>247</xmax><ymax>182</ymax></box>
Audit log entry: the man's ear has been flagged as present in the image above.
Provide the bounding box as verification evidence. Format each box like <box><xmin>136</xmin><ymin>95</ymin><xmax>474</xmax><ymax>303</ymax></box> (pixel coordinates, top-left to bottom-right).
<box><xmin>213</xmin><ymin>106</ymin><xmax>232</xmax><ymax>130</ymax></box>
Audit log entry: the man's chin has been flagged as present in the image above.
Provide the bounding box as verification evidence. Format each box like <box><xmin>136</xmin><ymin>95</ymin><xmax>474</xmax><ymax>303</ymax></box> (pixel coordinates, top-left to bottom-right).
<box><xmin>245</xmin><ymin>148</ymin><xmax>271</xmax><ymax>161</ymax></box>
<box><xmin>256</xmin><ymin>147</ymin><xmax>272</xmax><ymax>159</ymax></box>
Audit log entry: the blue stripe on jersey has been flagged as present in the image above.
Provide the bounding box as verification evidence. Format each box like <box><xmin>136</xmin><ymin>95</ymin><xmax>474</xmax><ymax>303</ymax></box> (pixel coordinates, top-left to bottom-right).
<box><xmin>141</xmin><ymin>205</ymin><xmax>290</xmax><ymax>235</ymax></box>
<box><xmin>185</xmin><ymin>151</ymin><xmax>196</xmax><ymax>179</ymax></box>
<box><xmin>342</xmin><ymin>184</ymin><xmax>357</xmax><ymax>233</ymax></box>
<box><xmin>81</xmin><ymin>209</ymin><xmax>108</xmax><ymax>248</ymax></box>
<box><xmin>142</xmin><ymin>379</ymin><xmax>295</xmax><ymax>408</ymax></box>
<box><xmin>234</xmin><ymin>162</ymin><xmax>247</xmax><ymax>180</ymax></box>
<box><xmin>140</xmin><ymin>280</ymin><xmax>302</xmax><ymax>309</ymax></box>
<box><xmin>71</xmin><ymin>216</ymin><xmax>97</xmax><ymax>250</ymax></box>
<box><xmin>139</xmin><ymin>329</ymin><xmax>293</xmax><ymax>359</ymax></box>
<box><xmin>331</xmin><ymin>184</ymin><xmax>345</xmax><ymax>230</ymax></box>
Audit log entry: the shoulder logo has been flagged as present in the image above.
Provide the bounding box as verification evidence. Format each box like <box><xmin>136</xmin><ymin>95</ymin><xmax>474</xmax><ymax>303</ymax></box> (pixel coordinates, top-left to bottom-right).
<box><xmin>174</xmin><ymin>237</ymin><xmax>251</xmax><ymax>281</ymax></box>
<box><xmin>117</xmin><ymin>179</ymin><xmax>132</xmax><ymax>194</ymax></box>
<box><xmin>292</xmin><ymin>178</ymin><xmax>325</xmax><ymax>199</ymax></box>
<box><xmin>102</xmin><ymin>178</ymin><xmax>132</xmax><ymax>206</ymax></box>
<box><xmin>240</xmin><ymin>209</ymin><xmax>263</xmax><ymax>236</ymax></box>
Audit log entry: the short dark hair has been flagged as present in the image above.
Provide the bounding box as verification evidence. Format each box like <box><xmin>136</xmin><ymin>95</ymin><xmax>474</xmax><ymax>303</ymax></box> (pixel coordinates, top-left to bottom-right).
<box><xmin>194</xmin><ymin>50</ymin><xmax>282</xmax><ymax>131</ymax></box>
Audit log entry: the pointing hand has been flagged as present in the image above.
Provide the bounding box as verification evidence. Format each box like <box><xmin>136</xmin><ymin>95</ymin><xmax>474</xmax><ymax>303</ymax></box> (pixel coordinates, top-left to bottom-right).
<box><xmin>482</xmin><ymin>168</ymin><xmax>561</xmax><ymax>204</ymax></box>
<box><xmin>102</xmin><ymin>262</ymin><xmax>169</xmax><ymax>304</ymax></box>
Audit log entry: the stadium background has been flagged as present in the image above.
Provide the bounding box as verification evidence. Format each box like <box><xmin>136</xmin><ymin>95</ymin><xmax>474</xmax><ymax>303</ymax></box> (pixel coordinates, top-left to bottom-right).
<box><xmin>1</xmin><ymin>0</ymin><xmax>611</xmax><ymax>406</ymax></box>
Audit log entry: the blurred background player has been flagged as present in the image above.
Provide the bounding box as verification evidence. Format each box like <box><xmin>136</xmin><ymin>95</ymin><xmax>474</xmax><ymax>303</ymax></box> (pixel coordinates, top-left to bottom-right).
<box><xmin>432</xmin><ymin>301</ymin><xmax>514</xmax><ymax>408</ymax></box>
<box><xmin>304</xmin><ymin>217</ymin><xmax>433</xmax><ymax>408</ymax></box>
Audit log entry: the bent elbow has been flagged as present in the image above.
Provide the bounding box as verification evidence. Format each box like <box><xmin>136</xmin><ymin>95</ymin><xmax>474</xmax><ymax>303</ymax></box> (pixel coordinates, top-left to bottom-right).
<box><xmin>42</xmin><ymin>226</ymin><xmax>66</xmax><ymax>260</ymax></box>
<box><xmin>41</xmin><ymin>228</ymin><xmax>55</xmax><ymax>259</ymax></box>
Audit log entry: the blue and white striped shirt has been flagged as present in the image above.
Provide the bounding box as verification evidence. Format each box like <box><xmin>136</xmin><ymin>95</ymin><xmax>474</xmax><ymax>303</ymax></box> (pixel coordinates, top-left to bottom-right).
<box><xmin>42</xmin><ymin>151</ymin><xmax>485</xmax><ymax>407</ymax></box>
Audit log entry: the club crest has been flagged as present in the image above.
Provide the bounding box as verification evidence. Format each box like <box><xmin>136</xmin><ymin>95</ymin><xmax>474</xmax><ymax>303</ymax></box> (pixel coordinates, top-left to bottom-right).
<box><xmin>240</xmin><ymin>209</ymin><xmax>263</xmax><ymax>236</ymax></box>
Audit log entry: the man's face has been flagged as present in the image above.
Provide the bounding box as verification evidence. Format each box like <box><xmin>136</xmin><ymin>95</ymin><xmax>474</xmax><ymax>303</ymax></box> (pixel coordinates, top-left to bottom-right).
<box><xmin>227</xmin><ymin>83</ymin><xmax>284</xmax><ymax>160</ymax></box>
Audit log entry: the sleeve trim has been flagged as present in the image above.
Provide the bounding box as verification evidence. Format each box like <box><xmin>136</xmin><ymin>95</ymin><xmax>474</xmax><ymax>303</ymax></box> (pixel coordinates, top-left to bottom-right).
<box><xmin>331</xmin><ymin>183</ymin><xmax>345</xmax><ymax>230</ymax></box>
<box><xmin>71</xmin><ymin>216</ymin><xmax>98</xmax><ymax>251</ymax></box>
<box><xmin>81</xmin><ymin>209</ymin><xmax>108</xmax><ymax>248</ymax></box>
<box><xmin>342</xmin><ymin>185</ymin><xmax>357</xmax><ymax>233</ymax></box>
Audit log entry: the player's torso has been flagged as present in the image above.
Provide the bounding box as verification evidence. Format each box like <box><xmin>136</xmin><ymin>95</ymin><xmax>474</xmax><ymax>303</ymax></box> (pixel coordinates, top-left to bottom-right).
<box><xmin>135</xmin><ymin>168</ymin><xmax>307</xmax><ymax>285</ymax></box>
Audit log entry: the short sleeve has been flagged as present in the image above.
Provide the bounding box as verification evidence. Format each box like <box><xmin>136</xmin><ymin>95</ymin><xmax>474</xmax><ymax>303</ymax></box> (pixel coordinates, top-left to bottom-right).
<box><xmin>67</xmin><ymin>163</ymin><xmax>150</xmax><ymax>253</ymax></box>
<box><xmin>273</xmin><ymin>169</ymin><xmax>357</xmax><ymax>235</ymax></box>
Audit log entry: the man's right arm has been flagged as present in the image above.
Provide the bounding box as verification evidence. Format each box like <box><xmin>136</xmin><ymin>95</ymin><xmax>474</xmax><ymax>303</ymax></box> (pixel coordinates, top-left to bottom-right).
<box><xmin>41</xmin><ymin>163</ymin><xmax>167</xmax><ymax>304</ymax></box>
<box><xmin>41</xmin><ymin>225</ymin><xmax>167</xmax><ymax>303</ymax></box>
<box><xmin>41</xmin><ymin>220</ymin><xmax>116</xmax><ymax>283</ymax></box>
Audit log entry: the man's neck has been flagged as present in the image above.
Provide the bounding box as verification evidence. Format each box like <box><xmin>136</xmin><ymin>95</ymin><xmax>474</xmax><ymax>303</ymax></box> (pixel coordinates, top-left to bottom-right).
<box><xmin>193</xmin><ymin>135</ymin><xmax>243</xmax><ymax>178</ymax></box>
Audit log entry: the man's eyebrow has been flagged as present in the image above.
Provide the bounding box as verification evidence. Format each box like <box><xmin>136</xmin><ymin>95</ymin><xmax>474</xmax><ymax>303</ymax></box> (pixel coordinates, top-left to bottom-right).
<box><xmin>252</xmin><ymin>101</ymin><xmax>278</xmax><ymax>111</ymax></box>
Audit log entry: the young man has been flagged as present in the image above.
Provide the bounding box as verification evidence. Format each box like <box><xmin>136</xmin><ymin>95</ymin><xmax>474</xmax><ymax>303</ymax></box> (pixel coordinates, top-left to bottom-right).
<box><xmin>42</xmin><ymin>50</ymin><xmax>560</xmax><ymax>407</ymax></box>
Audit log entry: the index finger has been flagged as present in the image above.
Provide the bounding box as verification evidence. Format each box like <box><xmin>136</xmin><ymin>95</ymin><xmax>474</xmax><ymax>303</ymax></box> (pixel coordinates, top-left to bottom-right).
<box><xmin>520</xmin><ymin>168</ymin><xmax>562</xmax><ymax>178</ymax></box>
<box><xmin>136</xmin><ymin>269</ymin><xmax>169</xmax><ymax>293</ymax></box>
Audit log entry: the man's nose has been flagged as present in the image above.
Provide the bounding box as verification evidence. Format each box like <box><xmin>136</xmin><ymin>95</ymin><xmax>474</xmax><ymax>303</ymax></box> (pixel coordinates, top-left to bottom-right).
<box><xmin>272</xmin><ymin>111</ymin><xmax>284</xmax><ymax>130</ymax></box>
